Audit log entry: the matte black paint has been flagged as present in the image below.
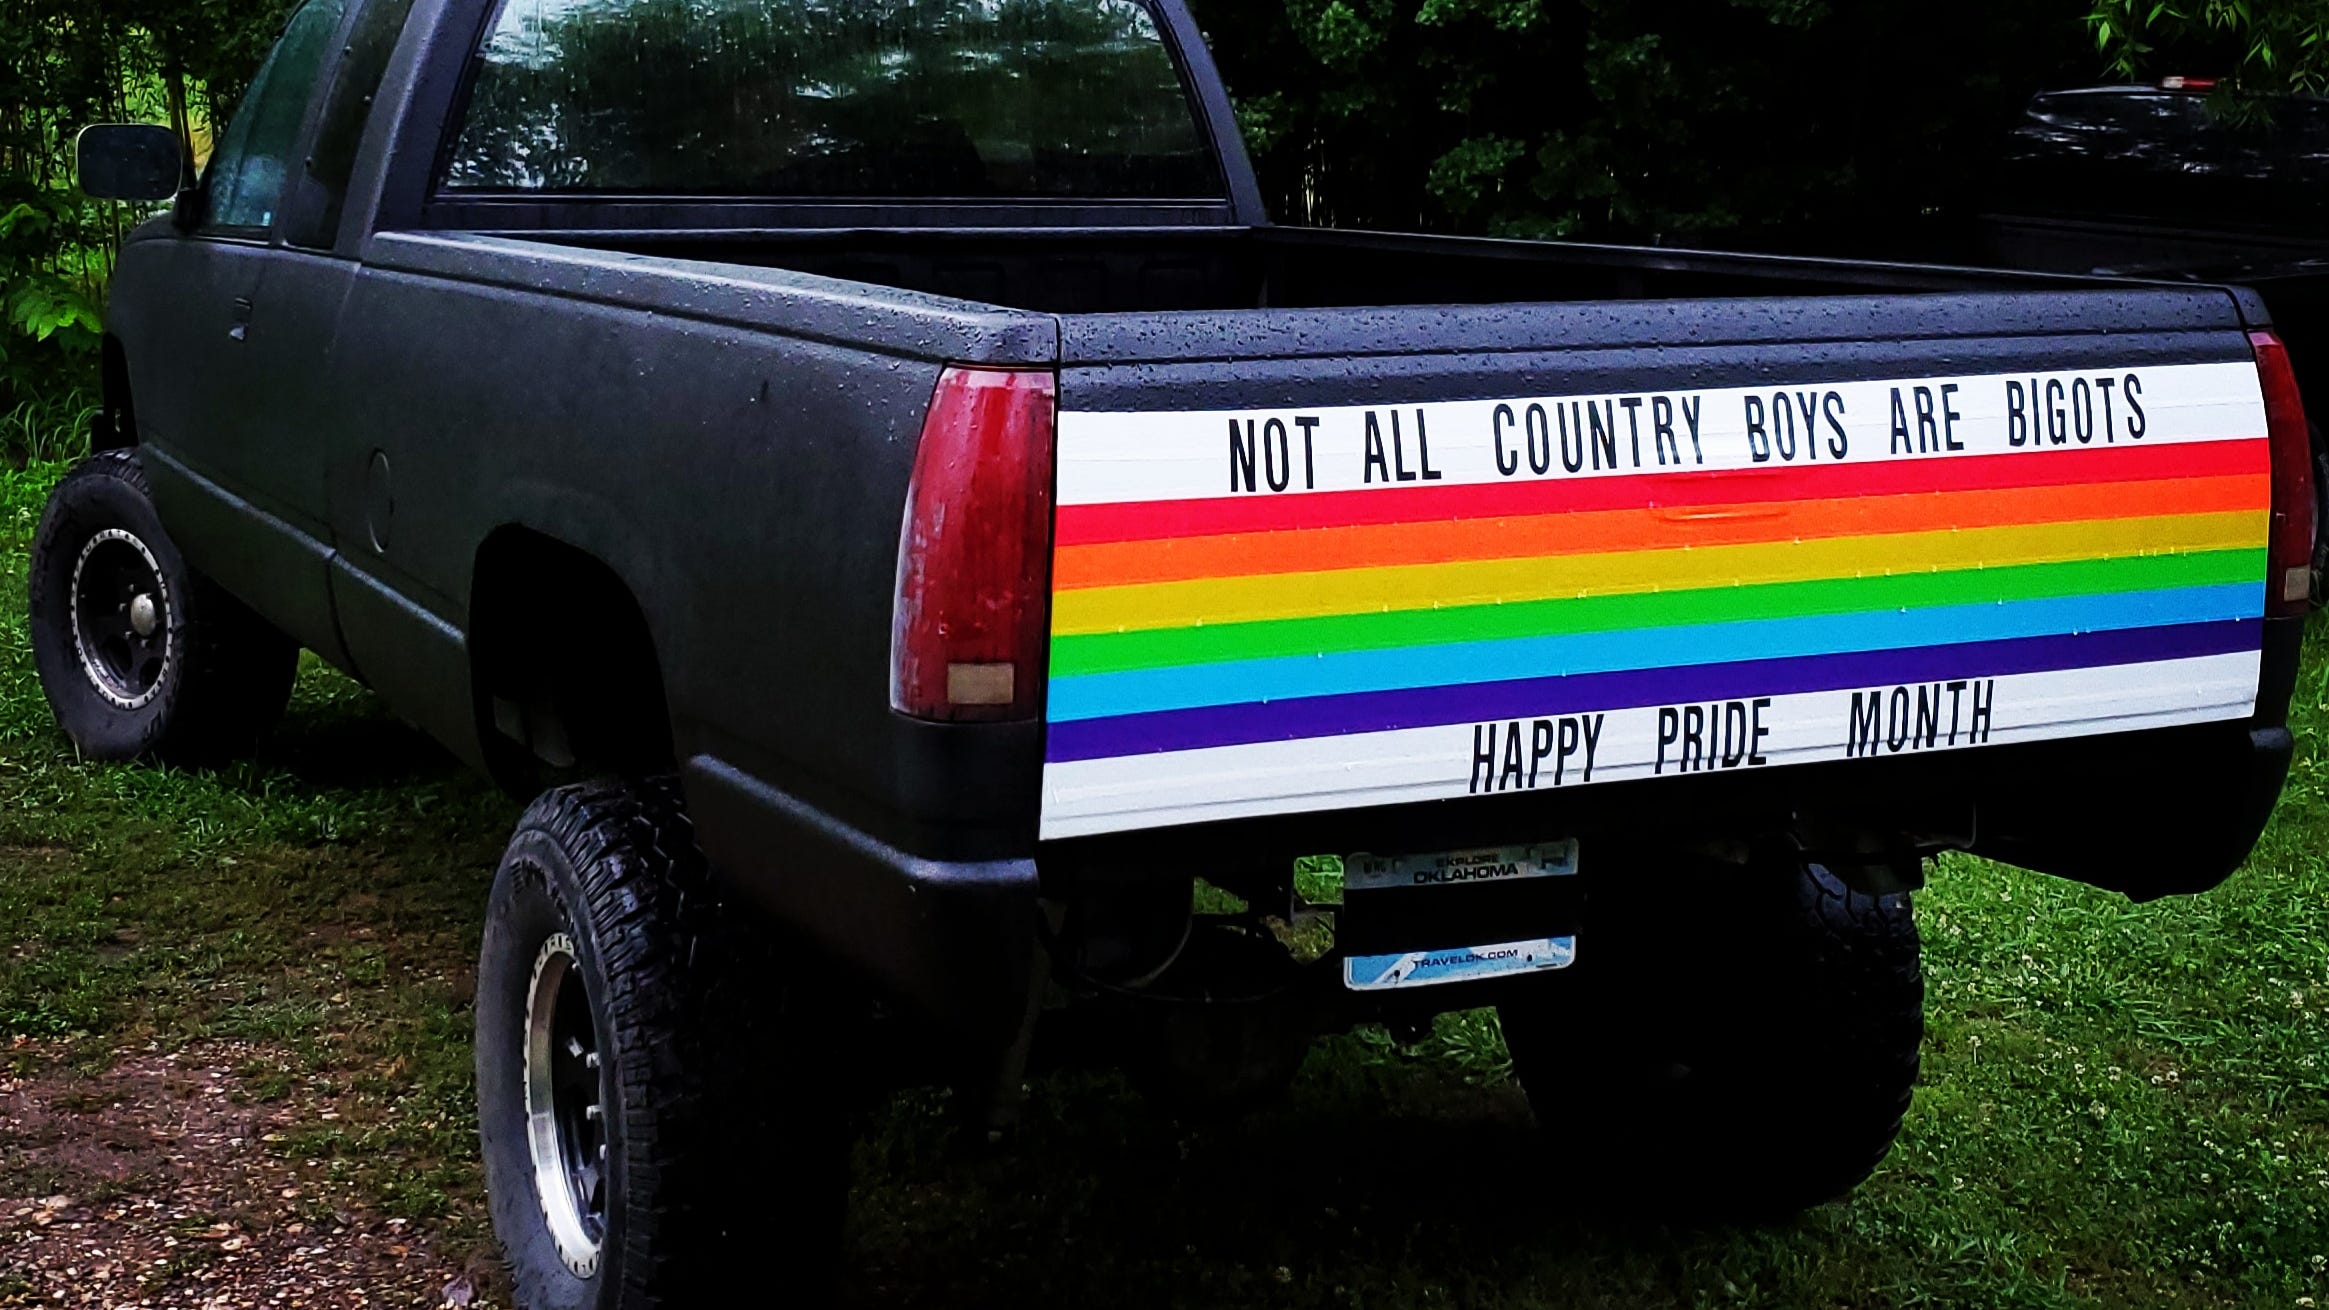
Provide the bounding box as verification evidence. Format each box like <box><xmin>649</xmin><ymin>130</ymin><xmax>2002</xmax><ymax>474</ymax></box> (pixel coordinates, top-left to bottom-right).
<box><xmin>95</xmin><ymin>0</ymin><xmax>2299</xmax><ymax>1050</ymax></box>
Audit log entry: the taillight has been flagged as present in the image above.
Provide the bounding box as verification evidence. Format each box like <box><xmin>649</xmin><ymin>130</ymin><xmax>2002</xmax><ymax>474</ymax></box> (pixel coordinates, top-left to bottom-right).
<box><xmin>2252</xmin><ymin>330</ymin><xmax>2316</xmax><ymax>616</ymax></box>
<box><xmin>891</xmin><ymin>366</ymin><xmax>1057</xmax><ymax>722</ymax></box>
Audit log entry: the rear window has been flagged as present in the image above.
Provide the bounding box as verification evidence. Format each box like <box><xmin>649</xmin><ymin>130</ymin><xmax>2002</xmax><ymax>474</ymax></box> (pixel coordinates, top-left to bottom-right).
<box><xmin>440</xmin><ymin>0</ymin><xmax>1223</xmax><ymax>200</ymax></box>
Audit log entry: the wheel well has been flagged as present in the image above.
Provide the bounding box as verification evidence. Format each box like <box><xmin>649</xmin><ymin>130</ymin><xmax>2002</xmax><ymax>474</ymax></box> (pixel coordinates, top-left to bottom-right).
<box><xmin>470</xmin><ymin>528</ymin><xmax>673</xmax><ymax>784</ymax></box>
<box><xmin>95</xmin><ymin>335</ymin><xmax>136</xmax><ymax>450</ymax></box>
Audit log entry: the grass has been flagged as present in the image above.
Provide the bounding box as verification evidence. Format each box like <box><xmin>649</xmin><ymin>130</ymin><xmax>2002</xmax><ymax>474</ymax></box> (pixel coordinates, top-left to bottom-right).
<box><xmin>0</xmin><ymin>456</ymin><xmax>2326</xmax><ymax>1307</ymax></box>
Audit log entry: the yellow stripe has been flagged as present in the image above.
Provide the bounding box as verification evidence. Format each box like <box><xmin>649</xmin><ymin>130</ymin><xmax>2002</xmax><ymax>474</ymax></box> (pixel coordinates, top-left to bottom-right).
<box><xmin>1051</xmin><ymin>512</ymin><xmax>2268</xmax><ymax>637</ymax></box>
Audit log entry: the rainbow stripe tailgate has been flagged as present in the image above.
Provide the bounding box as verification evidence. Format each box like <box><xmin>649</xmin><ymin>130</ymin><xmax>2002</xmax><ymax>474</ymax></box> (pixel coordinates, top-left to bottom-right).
<box><xmin>1039</xmin><ymin>361</ymin><xmax>2271</xmax><ymax>840</ymax></box>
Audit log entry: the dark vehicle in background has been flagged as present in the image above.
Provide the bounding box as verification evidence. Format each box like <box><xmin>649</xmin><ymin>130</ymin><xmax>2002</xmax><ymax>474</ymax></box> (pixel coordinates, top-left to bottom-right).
<box><xmin>50</xmin><ymin>1</ymin><xmax>2315</xmax><ymax>1305</ymax></box>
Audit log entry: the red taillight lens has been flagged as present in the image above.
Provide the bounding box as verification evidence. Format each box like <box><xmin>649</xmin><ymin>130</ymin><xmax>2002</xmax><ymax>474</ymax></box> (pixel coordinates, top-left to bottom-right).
<box><xmin>2252</xmin><ymin>330</ymin><xmax>2316</xmax><ymax>616</ymax></box>
<box><xmin>891</xmin><ymin>366</ymin><xmax>1057</xmax><ymax>722</ymax></box>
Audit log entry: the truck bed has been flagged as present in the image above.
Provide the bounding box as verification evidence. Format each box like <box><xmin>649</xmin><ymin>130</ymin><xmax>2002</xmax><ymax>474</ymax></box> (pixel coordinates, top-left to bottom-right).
<box><xmin>517</xmin><ymin>224</ymin><xmax>2097</xmax><ymax>315</ymax></box>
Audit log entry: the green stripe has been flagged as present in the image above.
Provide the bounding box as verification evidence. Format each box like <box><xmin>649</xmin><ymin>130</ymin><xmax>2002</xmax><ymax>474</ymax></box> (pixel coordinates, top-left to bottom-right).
<box><xmin>1048</xmin><ymin>548</ymin><xmax>2266</xmax><ymax>678</ymax></box>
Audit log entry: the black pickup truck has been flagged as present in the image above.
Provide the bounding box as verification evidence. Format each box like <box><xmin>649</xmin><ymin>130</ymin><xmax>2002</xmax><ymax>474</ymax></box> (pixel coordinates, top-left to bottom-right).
<box><xmin>56</xmin><ymin>0</ymin><xmax>2312</xmax><ymax>1303</ymax></box>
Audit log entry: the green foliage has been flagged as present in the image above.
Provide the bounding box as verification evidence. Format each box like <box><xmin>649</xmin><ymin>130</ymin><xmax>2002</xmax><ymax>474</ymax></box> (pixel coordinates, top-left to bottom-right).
<box><xmin>2089</xmin><ymin>0</ymin><xmax>2329</xmax><ymax>96</ymax></box>
<box><xmin>1191</xmin><ymin>0</ymin><xmax>2098</xmax><ymax>242</ymax></box>
<box><xmin>0</xmin><ymin>0</ymin><xmax>294</xmax><ymax>461</ymax></box>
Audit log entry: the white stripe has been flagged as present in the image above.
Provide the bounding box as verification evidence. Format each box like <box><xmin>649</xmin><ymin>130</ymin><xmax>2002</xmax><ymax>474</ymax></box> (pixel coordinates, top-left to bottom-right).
<box><xmin>1037</xmin><ymin>652</ymin><xmax>2260</xmax><ymax>839</ymax></box>
<box><xmin>1056</xmin><ymin>361</ymin><xmax>2265</xmax><ymax>508</ymax></box>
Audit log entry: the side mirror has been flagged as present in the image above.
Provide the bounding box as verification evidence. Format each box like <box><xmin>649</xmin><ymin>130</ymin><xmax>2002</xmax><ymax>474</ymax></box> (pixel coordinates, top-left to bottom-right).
<box><xmin>75</xmin><ymin>124</ymin><xmax>184</xmax><ymax>203</ymax></box>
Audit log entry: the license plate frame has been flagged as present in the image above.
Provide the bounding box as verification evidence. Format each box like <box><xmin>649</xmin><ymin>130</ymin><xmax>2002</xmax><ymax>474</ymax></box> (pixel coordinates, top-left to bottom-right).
<box><xmin>1337</xmin><ymin>841</ymin><xmax>1581</xmax><ymax>992</ymax></box>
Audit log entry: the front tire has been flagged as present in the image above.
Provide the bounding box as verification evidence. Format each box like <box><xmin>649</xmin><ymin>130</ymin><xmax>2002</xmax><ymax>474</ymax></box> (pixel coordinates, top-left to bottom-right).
<box><xmin>28</xmin><ymin>450</ymin><xmax>297</xmax><ymax>761</ymax></box>
<box><xmin>1499</xmin><ymin>852</ymin><xmax>1922</xmax><ymax>1219</ymax></box>
<box><xmin>476</xmin><ymin>778</ymin><xmax>850</xmax><ymax>1310</ymax></box>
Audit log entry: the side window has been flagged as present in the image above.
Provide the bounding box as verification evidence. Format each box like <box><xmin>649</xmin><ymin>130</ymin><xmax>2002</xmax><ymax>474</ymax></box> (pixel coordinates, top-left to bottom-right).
<box><xmin>439</xmin><ymin>0</ymin><xmax>1222</xmax><ymax>200</ymax></box>
<box><xmin>203</xmin><ymin>0</ymin><xmax>348</xmax><ymax>234</ymax></box>
<box><xmin>286</xmin><ymin>0</ymin><xmax>421</xmax><ymax>249</ymax></box>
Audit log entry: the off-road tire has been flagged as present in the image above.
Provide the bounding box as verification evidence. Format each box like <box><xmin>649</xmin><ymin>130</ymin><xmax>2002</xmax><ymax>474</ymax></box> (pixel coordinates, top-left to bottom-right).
<box><xmin>476</xmin><ymin>777</ymin><xmax>850</xmax><ymax>1310</ymax></box>
<box><xmin>1499</xmin><ymin>852</ymin><xmax>1922</xmax><ymax>1219</ymax></box>
<box><xmin>28</xmin><ymin>450</ymin><xmax>297</xmax><ymax>761</ymax></box>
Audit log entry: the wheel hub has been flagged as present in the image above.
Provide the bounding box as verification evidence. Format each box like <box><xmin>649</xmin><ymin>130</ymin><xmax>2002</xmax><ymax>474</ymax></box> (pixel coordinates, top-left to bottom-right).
<box><xmin>523</xmin><ymin>932</ymin><xmax>607</xmax><ymax>1278</ymax></box>
<box><xmin>69</xmin><ymin>529</ymin><xmax>171</xmax><ymax>710</ymax></box>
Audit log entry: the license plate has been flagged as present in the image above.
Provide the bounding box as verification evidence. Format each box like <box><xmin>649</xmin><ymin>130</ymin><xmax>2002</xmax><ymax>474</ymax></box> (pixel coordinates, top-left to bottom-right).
<box><xmin>1340</xmin><ymin>841</ymin><xmax>1580</xmax><ymax>991</ymax></box>
<box><xmin>1344</xmin><ymin>841</ymin><xmax>1579</xmax><ymax>892</ymax></box>
<box><xmin>1343</xmin><ymin>937</ymin><xmax>1577</xmax><ymax>991</ymax></box>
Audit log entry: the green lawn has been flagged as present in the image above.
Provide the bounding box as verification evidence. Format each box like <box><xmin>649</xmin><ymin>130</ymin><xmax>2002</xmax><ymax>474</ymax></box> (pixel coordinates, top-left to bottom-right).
<box><xmin>1</xmin><ymin>459</ymin><xmax>2326</xmax><ymax>1308</ymax></box>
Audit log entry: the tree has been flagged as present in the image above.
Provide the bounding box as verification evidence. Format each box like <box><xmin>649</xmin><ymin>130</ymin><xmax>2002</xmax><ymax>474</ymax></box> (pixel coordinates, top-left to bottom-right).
<box><xmin>1190</xmin><ymin>0</ymin><xmax>2097</xmax><ymax>243</ymax></box>
<box><xmin>2088</xmin><ymin>1</ymin><xmax>2329</xmax><ymax>96</ymax></box>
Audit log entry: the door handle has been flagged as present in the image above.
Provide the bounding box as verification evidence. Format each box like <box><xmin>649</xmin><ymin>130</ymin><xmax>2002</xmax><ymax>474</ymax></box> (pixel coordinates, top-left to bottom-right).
<box><xmin>229</xmin><ymin>296</ymin><xmax>253</xmax><ymax>342</ymax></box>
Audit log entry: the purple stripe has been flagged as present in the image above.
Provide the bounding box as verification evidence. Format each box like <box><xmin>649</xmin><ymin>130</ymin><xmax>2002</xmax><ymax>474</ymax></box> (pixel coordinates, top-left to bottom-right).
<box><xmin>1043</xmin><ymin>620</ymin><xmax>2260</xmax><ymax>764</ymax></box>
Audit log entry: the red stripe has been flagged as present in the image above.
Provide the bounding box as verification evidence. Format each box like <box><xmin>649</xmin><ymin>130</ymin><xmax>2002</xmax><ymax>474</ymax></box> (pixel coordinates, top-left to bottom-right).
<box><xmin>1054</xmin><ymin>438</ymin><xmax>2270</xmax><ymax>547</ymax></box>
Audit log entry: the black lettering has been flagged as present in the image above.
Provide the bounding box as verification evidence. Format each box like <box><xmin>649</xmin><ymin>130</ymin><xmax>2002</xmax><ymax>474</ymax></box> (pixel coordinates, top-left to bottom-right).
<box><xmin>2046</xmin><ymin>379</ymin><xmax>2067</xmax><ymax>445</ymax></box>
<box><xmin>1745</xmin><ymin>394</ymin><xmax>1772</xmax><ymax>463</ymax></box>
<box><xmin>1915</xmin><ymin>683</ymin><xmax>1941</xmax><ymax>749</ymax></box>
<box><xmin>1681</xmin><ymin>396</ymin><xmax>1705</xmax><ymax>464</ymax></box>
<box><xmin>1580</xmin><ymin>713</ymin><xmax>1603</xmax><ymax>782</ymax></box>
<box><xmin>1652</xmin><ymin>395</ymin><xmax>1681</xmax><ymax>466</ymax></box>
<box><xmin>2072</xmin><ymin>377</ymin><xmax>2095</xmax><ymax>445</ymax></box>
<box><xmin>1890</xmin><ymin>388</ymin><xmax>1913</xmax><ymax>454</ymax></box>
<box><xmin>1389</xmin><ymin>410</ymin><xmax>1417</xmax><ymax>482</ymax></box>
<box><xmin>1772</xmin><ymin>391</ymin><xmax>1798</xmax><ymax>461</ymax></box>
<box><xmin>1794</xmin><ymin>391</ymin><xmax>1820</xmax><ymax>460</ymax></box>
<box><xmin>1621</xmin><ymin>397</ymin><xmax>1645</xmax><ymax>468</ymax></box>
<box><xmin>1848</xmin><ymin>692</ymin><xmax>1883</xmax><ymax>758</ymax></box>
<box><xmin>1526</xmin><ymin>404</ymin><xmax>1555</xmax><ymax>475</ymax></box>
<box><xmin>1493</xmin><ymin>405</ymin><xmax>1519</xmax><ymax>477</ymax></box>
<box><xmin>1230</xmin><ymin>418</ymin><xmax>1258</xmax><ymax>492</ymax></box>
<box><xmin>1971</xmin><ymin>680</ymin><xmax>1997</xmax><ymax>744</ymax></box>
<box><xmin>1530</xmin><ymin>719</ymin><xmax>1555</xmax><ymax>788</ymax></box>
<box><xmin>1722</xmin><ymin>701</ymin><xmax>1748</xmax><ymax>767</ymax></box>
<box><xmin>1471</xmin><ymin>722</ymin><xmax>1495</xmax><ymax>793</ymax></box>
<box><xmin>1295</xmin><ymin>416</ymin><xmax>1320</xmax><ymax>489</ymax></box>
<box><xmin>1588</xmin><ymin>400</ymin><xmax>1618</xmax><ymax>470</ymax></box>
<box><xmin>1823</xmin><ymin>390</ymin><xmax>1848</xmax><ymax>458</ymax></box>
<box><xmin>1941</xmin><ymin>383</ymin><xmax>1964</xmax><ymax>451</ymax></box>
<box><xmin>1499</xmin><ymin>719</ymin><xmax>1524</xmax><ymax>790</ymax></box>
<box><xmin>1914</xmin><ymin>386</ymin><xmax>1940</xmax><ymax>453</ymax></box>
<box><xmin>1657</xmin><ymin>707</ymin><xmax>1680</xmax><ymax>775</ymax></box>
<box><xmin>1363</xmin><ymin>412</ymin><xmax>1391</xmax><ymax>484</ymax></box>
<box><xmin>2124</xmin><ymin>373</ymin><xmax>2147</xmax><ymax>439</ymax></box>
<box><xmin>2006</xmin><ymin>380</ymin><xmax>2029</xmax><ymax>447</ymax></box>
<box><xmin>1555</xmin><ymin>717</ymin><xmax>1580</xmax><ymax>786</ymax></box>
<box><xmin>1683</xmin><ymin>705</ymin><xmax>1706</xmax><ymax>772</ymax></box>
<box><xmin>1558</xmin><ymin>402</ymin><xmax>1584</xmax><ymax>473</ymax></box>
<box><xmin>1262</xmin><ymin>417</ymin><xmax>1292</xmax><ymax>492</ymax></box>
<box><xmin>2094</xmin><ymin>378</ymin><xmax>2117</xmax><ymax>446</ymax></box>
<box><xmin>1887</xmin><ymin>686</ymin><xmax>1910</xmax><ymax>753</ymax></box>
<box><xmin>1946</xmin><ymin>679</ymin><xmax>1967</xmax><ymax>745</ymax></box>
<box><xmin>1749</xmin><ymin>698</ymin><xmax>1771</xmax><ymax>766</ymax></box>
<box><xmin>1413</xmin><ymin>409</ymin><xmax>1444</xmax><ymax>481</ymax></box>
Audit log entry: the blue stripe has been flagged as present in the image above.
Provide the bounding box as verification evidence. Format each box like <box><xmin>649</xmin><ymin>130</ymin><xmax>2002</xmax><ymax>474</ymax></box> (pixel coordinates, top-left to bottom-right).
<box><xmin>1046</xmin><ymin>582</ymin><xmax>2262</xmax><ymax>724</ymax></box>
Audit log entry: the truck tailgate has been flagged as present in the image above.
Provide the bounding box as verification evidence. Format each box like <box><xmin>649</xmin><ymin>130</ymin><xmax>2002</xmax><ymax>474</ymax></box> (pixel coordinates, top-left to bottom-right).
<box><xmin>1038</xmin><ymin>292</ymin><xmax>2270</xmax><ymax>841</ymax></box>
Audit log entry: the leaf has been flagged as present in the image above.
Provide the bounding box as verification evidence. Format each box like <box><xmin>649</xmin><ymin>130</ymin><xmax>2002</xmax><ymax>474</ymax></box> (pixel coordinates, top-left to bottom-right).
<box><xmin>0</xmin><ymin>202</ymin><xmax>51</xmax><ymax>239</ymax></box>
<box><xmin>3</xmin><ymin>279</ymin><xmax>102</xmax><ymax>344</ymax></box>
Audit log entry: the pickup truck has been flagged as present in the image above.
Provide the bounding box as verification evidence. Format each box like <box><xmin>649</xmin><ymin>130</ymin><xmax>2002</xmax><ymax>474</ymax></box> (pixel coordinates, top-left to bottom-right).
<box><xmin>56</xmin><ymin>0</ymin><xmax>2311</xmax><ymax>1303</ymax></box>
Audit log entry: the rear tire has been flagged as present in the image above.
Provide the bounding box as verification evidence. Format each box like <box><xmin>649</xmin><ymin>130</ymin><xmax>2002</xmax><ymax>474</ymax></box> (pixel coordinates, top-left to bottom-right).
<box><xmin>1499</xmin><ymin>851</ymin><xmax>1922</xmax><ymax>1219</ymax></box>
<box><xmin>476</xmin><ymin>777</ymin><xmax>851</xmax><ymax>1310</ymax></box>
<box><xmin>28</xmin><ymin>450</ymin><xmax>297</xmax><ymax>762</ymax></box>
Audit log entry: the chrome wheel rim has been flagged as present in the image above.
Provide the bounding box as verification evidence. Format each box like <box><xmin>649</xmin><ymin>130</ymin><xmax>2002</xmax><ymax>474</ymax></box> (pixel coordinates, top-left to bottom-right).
<box><xmin>69</xmin><ymin>528</ymin><xmax>171</xmax><ymax>710</ymax></box>
<box><xmin>523</xmin><ymin>932</ymin><xmax>606</xmax><ymax>1277</ymax></box>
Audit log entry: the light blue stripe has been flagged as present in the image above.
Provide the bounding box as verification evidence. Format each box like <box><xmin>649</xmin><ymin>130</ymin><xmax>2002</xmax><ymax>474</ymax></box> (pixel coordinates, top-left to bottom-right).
<box><xmin>1046</xmin><ymin>583</ymin><xmax>2262</xmax><ymax>723</ymax></box>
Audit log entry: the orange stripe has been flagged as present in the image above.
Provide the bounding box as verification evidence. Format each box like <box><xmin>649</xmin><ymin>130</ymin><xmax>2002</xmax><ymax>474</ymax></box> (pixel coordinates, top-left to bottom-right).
<box><xmin>1052</xmin><ymin>473</ymin><xmax>2271</xmax><ymax>592</ymax></box>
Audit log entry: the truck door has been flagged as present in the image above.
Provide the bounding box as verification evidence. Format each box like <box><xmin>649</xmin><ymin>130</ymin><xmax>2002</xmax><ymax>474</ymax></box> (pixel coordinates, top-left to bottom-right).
<box><xmin>137</xmin><ymin>0</ymin><xmax>350</xmax><ymax>659</ymax></box>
